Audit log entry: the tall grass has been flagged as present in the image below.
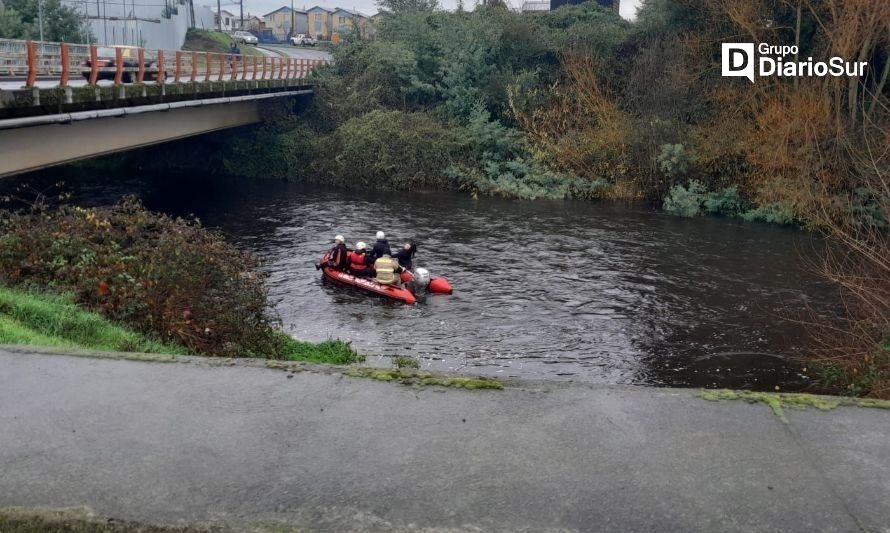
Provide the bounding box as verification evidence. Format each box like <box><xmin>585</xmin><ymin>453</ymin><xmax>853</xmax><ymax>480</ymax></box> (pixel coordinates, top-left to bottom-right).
<box><xmin>0</xmin><ymin>288</ymin><xmax>183</xmax><ymax>354</ymax></box>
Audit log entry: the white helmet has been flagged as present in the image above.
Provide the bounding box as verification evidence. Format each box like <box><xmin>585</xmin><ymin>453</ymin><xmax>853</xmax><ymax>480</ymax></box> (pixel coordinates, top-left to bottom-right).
<box><xmin>355</xmin><ymin>241</ymin><xmax>367</xmax><ymax>251</ymax></box>
<box><xmin>334</xmin><ymin>235</ymin><xmax>345</xmax><ymax>243</ymax></box>
<box><xmin>376</xmin><ymin>231</ymin><xmax>385</xmax><ymax>240</ymax></box>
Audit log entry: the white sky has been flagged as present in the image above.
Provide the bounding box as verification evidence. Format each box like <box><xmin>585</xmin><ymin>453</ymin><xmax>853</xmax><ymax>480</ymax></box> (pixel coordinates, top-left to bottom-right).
<box><xmin>210</xmin><ymin>0</ymin><xmax>640</xmax><ymax>22</ymax></box>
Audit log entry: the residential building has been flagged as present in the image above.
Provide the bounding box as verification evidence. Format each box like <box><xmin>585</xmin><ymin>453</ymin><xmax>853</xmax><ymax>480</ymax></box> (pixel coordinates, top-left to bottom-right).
<box><xmin>369</xmin><ymin>12</ymin><xmax>382</xmax><ymax>39</ymax></box>
<box><xmin>307</xmin><ymin>6</ymin><xmax>333</xmax><ymax>40</ymax></box>
<box><xmin>331</xmin><ymin>8</ymin><xmax>371</xmax><ymax>40</ymax></box>
<box><xmin>520</xmin><ymin>1</ymin><xmax>548</xmax><ymax>11</ymax></box>
<box><xmin>522</xmin><ymin>0</ymin><xmax>619</xmax><ymax>12</ymax></box>
<box><xmin>245</xmin><ymin>15</ymin><xmax>265</xmax><ymax>32</ymax></box>
<box><xmin>216</xmin><ymin>9</ymin><xmax>236</xmax><ymax>31</ymax></box>
<box><xmin>263</xmin><ymin>6</ymin><xmax>309</xmax><ymax>40</ymax></box>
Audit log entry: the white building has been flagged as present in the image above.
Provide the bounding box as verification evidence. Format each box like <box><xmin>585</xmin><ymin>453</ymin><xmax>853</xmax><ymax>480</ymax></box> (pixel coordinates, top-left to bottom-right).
<box><xmin>216</xmin><ymin>9</ymin><xmax>236</xmax><ymax>31</ymax></box>
<box><xmin>64</xmin><ymin>0</ymin><xmax>215</xmax><ymax>49</ymax></box>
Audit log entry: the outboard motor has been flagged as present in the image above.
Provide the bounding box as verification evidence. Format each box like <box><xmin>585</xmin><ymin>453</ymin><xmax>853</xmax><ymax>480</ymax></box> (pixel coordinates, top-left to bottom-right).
<box><xmin>412</xmin><ymin>267</ymin><xmax>431</xmax><ymax>292</ymax></box>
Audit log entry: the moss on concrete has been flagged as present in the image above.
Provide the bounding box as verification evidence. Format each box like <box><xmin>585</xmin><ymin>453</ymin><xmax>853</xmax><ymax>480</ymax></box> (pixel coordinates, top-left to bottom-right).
<box><xmin>71</xmin><ymin>85</ymin><xmax>100</xmax><ymax>102</ymax></box>
<box><xmin>0</xmin><ymin>506</ymin><xmax>220</xmax><ymax>532</ymax></box>
<box><xmin>344</xmin><ymin>367</ymin><xmax>503</xmax><ymax>390</ymax></box>
<box><xmin>699</xmin><ymin>389</ymin><xmax>890</xmax><ymax>423</ymax></box>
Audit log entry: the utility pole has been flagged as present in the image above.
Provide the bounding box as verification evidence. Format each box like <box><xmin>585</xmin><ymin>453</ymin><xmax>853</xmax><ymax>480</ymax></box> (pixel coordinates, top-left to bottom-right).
<box><xmin>239</xmin><ymin>0</ymin><xmax>243</xmax><ymax>30</ymax></box>
<box><xmin>37</xmin><ymin>0</ymin><xmax>45</xmax><ymax>42</ymax></box>
<box><xmin>290</xmin><ymin>0</ymin><xmax>295</xmax><ymax>38</ymax></box>
<box><xmin>216</xmin><ymin>0</ymin><xmax>221</xmax><ymax>30</ymax></box>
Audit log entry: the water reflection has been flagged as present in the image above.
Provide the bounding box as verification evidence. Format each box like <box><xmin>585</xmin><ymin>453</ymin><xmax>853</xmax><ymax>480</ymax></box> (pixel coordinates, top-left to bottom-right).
<box><xmin>1</xmin><ymin>172</ymin><xmax>839</xmax><ymax>390</ymax></box>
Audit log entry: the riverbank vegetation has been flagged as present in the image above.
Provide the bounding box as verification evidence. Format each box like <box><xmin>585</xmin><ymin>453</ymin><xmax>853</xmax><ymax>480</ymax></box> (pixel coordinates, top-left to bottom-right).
<box><xmin>223</xmin><ymin>0</ymin><xmax>889</xmax><ymax>398</ymax></box>
<box><xmin>0</xmin><ymin>288</ymin><xmax>182</xmax><ymax>354</ymax></box>
<box><xmin>0</xmin><ymin>197</ymin><xmax>361</xmax><ymax>364</ymax></box>
<box><xmin>229</xmin><ymin>1</ymin><xmax>888</xmax><ymax>222</ymax></box>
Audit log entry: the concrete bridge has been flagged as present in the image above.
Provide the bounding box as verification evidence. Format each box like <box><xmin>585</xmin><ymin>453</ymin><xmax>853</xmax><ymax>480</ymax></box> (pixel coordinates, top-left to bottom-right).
<box><xmin>0</xmin><ymin>39</ymin><xmax>326</xmax><ymax>177</ymax></box>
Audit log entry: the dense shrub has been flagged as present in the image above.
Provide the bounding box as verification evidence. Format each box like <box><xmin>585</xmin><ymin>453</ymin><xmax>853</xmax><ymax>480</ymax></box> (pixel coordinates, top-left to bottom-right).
<box><xmin>702</xmin><ymin>185</ymin><xmax>747</xmax><ymax>217</ymax></box>
<box><xmin>317</xmin><ymin>109</ymin><xmax>472</xmax><ymax>190</ymax></box>
<box><xmin>662</xmin><ymin>180</ymin><xmax>705</xmax><ymax>217</ymax></box>
<box><xmin>740</xmin><ymin>203</ymin><xmax>798</xmax><ymax>226</ymax></box>
<box><xmin>664</xmin><ymin>181</ymin><xmax>798</xmax><ymax>224</ymax></box>
<box><xmin>657</xmin><ymin>144</ymin><xmax>689</xmax><ymax>179</ymax></box>
<box><xmin>225</xmin><ymin>125</ymin><xmax>316</xmax><ymax>182</ymax></box>
<box><xmin>0</xmin><ymin>198</ymin><xmax>333</xmax><ymax>358</ymax></box>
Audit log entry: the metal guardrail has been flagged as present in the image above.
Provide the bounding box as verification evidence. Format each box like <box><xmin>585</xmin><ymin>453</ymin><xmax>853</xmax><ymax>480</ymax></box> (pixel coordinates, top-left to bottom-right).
<box><xmin>0</xmin><ymin>38</ymin><xmax>328</xmax><ymax>88</ymax></box>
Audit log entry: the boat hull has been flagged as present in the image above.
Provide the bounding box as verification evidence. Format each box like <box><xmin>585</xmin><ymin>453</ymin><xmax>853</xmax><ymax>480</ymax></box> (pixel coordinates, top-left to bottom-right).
<box><xmin>321</xmin><ymin>255</ymin><xmax>417</xmax><ymax>304</ymax></box>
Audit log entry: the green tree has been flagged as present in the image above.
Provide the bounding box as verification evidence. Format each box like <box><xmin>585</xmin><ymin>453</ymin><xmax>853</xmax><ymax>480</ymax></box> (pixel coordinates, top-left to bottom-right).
<box><xmin>0</xmin><ymin>0</ymin><xmax>90</xmax><ymax>42</ymax></box>
<box><xmin>0</xmin><ymin>5</ymin><xmax>28</xmax><ymax>38</ymax></box>
<box><xmin>376</xmin><ymin>0</ymin><xmax>438</xmax><ymax>14</ymax></box>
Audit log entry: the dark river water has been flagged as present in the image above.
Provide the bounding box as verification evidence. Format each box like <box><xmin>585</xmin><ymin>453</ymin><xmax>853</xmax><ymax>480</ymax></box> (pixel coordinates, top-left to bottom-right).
<box><xmin>3</xmin><ymin>172</ymin><xmax>841</xmax><ymax>390</ymax></box>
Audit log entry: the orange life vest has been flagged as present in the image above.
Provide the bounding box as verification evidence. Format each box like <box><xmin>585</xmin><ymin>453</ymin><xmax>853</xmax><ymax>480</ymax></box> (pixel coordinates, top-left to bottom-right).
<box><xmin>348</xmin><ymin>251</ymin><xmax>367</xmax><ymax>270</ymax></box>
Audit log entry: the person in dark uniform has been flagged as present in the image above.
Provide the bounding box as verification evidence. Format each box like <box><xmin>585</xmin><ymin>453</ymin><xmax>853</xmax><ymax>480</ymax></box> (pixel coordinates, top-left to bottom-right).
<box><xmin>327</xmin><ymin>234</ymin><xmax>348</xmax><ymax>270</ymax></box>
<box><xmin>394</xmin><ymin>241</ymin><xmax>417</xmax><ymax>271</ymax></box>
<box><xmin>368</xmin><ymin>230</ymin><xmax>391</xmax><ymax>262</ymax></box>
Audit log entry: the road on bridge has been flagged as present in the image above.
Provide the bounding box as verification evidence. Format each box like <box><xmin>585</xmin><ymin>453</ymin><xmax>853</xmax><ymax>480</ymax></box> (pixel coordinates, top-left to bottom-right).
<box><xmin>259</xmin><ymin>44</ymin><xmax>332</xmax><ymax>62</ymax></box>
<box><xmin>0</xmin><ymin>41</ymin><xmax>326</xmax><ymax>92</ymax></box>
<box><xmin>1</xmin><ymin>348</ymin><xmax>888</xmax><ymax>531</ymax></box>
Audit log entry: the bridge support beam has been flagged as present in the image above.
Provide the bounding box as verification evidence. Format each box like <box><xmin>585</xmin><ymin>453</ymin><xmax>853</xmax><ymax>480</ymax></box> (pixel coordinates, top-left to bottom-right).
<box><xmin>0</xmin><ymin>101</ymin><xmax>263</xmax><ymax>178</ymax></box>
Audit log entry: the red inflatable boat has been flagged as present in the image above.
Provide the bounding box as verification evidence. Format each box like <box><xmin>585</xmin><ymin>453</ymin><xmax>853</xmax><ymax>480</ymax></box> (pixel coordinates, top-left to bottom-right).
<box><xmin>319</xmin><ymin>252</ymin><xmax>452</xmax><ymax>305</ymax></box>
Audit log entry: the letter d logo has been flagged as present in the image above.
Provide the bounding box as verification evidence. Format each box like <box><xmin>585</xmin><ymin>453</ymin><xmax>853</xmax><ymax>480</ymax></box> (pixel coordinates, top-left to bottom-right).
<box><xmin>722</xmin><ymin>43</ymin><xmax>754</xmax><ymax>83</ymax></box>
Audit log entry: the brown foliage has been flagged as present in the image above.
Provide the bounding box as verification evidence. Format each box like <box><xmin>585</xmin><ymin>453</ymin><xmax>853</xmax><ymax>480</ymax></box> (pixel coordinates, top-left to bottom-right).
<box><xmin>807</xmin><ymin>141</ymin><xmax>890</xmax><ymax>397</ymax></box>
<box><xmin>509</xmin><ymin>54</ymin><xmax>634</xmax><ymax>197</ymax></box>
<box><xmin>0</xmin><ymin>198</ymin><xmax>284</xmax><ymax>357</ymax></box>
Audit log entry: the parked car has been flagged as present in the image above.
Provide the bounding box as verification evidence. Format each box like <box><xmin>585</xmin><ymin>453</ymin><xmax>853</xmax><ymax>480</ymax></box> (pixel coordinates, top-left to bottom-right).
<box><xmin>80</xmin><ymin>45</ymin><xmax>165</xmax><ymax>83</ymax></box>
<box><xmin>233</xmin><ymin>31</ymin><xmax>258</xmax><ymax>45</ymax></box>
<box><xmin>290</xmin><ymin>34</ymin><xmax>316</xmax><ymax>46</ymax></box>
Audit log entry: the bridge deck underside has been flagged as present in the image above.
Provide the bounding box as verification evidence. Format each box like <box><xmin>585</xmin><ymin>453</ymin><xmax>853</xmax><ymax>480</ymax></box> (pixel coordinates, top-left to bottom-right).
<box><xmin>0</xmin><ymin>100</ymin><xmax>262</xmax><ymax>177</ymax></box>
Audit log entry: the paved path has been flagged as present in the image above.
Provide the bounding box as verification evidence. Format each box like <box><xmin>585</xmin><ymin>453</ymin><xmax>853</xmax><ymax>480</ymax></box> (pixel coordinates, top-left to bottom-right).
<box><xmin>1</xmin><ymin>348</ymin><xmax>888</xmax><ymax>532</ymax></box>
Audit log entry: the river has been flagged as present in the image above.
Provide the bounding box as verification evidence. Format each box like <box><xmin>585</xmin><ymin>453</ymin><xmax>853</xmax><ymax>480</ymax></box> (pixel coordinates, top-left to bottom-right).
<box><xmin>2</xmin><ymin>172</ymin><xmax>841</xmax><ymax>391</ymax></box>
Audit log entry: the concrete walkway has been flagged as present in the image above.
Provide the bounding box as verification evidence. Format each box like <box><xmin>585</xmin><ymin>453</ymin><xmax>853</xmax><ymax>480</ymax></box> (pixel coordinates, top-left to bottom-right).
<box><xmin>1</xmin><ymin>348</ymin><xmax>888</xmax><ymax>532</ymax></box>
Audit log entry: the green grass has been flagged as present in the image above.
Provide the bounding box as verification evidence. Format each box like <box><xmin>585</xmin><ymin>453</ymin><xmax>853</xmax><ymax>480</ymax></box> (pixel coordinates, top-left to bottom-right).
<box><xmin>392</xmin><ymin>355</ymin><xmax>420</xmax><ymax>369</ymax></box>
<box><xmin>183</xmin><ymin>29</ymin><xmax>264</xmax><ymax>58</ymax></box>
<box><xmin>0</xmin><ymin>287</ymin><xmax>365</xmax><ymax>364</ymax></box>
<box><xmin>0</xmin><ymin>288</ymin><xmax>183</xmax><ymax>354</ymax></box>
<box><xmin>276</xmin><ymin>333</ymin><xmax>364</xmax><ymax>365</ymax></box>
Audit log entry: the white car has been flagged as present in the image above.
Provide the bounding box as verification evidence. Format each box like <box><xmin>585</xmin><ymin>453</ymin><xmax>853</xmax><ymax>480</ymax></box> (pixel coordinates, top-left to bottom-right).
<box><xmin>290</xmin><ymin>34</ymin><xmax>316</xmax><ymax>46</ymax></box>
<box><xmin>233</xmin><ymin>31</ymin><xmax>258</xmax><ymax>45</ymax></box>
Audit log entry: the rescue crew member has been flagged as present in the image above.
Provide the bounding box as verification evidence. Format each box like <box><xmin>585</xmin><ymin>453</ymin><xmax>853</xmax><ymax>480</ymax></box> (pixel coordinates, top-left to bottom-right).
<box><xmin>368</xmin><ymin>231</ymin><xmax>392</xmax><ymax>262</ymax></box>
<box><xmin>327</xmin><ymin>234</ymin><xmax>348</xmax><ymax>270</ymax></box>
<box><xmin>394</xmin><ymin>241</ymin><xmax>417</xmax><ymax>271</ymax></box>
<box><xmin>374</xmin><ymin>254</ymin><xmax>402</xmax><ymax>286</ymax></box>
<box><xmin>347</xmin><ymin>242</ymin><xmax>373</xmax><ymax>277</ymax></box>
